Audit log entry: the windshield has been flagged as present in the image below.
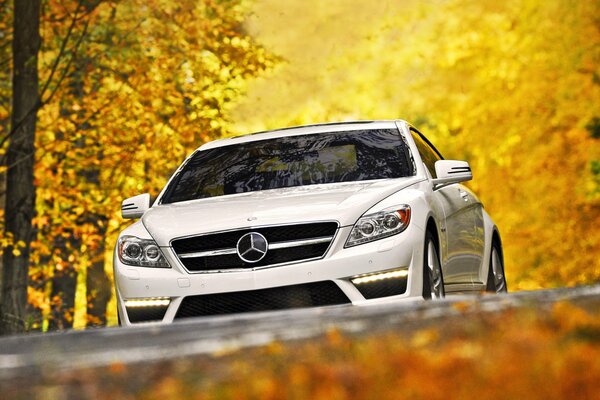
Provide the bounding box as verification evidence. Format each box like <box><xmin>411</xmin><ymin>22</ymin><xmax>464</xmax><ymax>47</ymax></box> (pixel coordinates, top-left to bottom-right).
<box><xmin>161</xmin><ymin>128</ymin><xmax>415</xmax><ymax>203</ymax></box>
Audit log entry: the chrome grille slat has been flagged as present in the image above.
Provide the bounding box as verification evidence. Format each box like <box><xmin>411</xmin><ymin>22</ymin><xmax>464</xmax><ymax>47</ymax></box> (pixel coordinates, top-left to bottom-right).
<box><xmin>267</xmin><ymin>236</ymin><xmax>333</xmax><ymax>250</ymax></box>
<box><xmin>179</xmin><ymin>248</ymin><xmax>237</xmax><ymax>259</ymax></box>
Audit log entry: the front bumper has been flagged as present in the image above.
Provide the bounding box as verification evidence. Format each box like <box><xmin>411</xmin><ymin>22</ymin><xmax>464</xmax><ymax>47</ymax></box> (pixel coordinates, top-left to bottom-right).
<box><xmin>114</xmin><ymin>224</ymin><xmax>426</xmax><ymax>325</ymax></box>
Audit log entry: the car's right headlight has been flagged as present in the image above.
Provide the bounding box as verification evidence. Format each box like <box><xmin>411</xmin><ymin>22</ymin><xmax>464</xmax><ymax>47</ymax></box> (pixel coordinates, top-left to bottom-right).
<box><xmin>345</xmin><ymin>205</ymin><xmax>411</xmax><ymax>247</ymax></box>
<box><xmin>117</xmin><ymin>235</ymin><xmax>171</xmax><ymax>268</ymax></box>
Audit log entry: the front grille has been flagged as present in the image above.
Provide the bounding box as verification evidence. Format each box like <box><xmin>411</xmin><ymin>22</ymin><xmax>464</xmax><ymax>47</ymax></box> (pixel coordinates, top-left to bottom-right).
<box><xmin>171</xmin><ymin>222</ymin><xmax>338</xmax><ymax>272</ymax></box>
<box><xmin>174</xmin><ymin>281</ymin><xmax>350</xmax><ymax>319</ymax></box>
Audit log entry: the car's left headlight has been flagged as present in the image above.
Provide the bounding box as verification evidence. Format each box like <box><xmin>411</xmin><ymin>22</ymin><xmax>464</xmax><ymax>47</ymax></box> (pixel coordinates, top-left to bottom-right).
<box><xmin>345</xmin><ymin>205</ymin><xmax>411</xmax><ymax>247</ymax></box>
<box><xmin>117</xmin><ymin>235</ymin><xmax>171</xmax><ymax>268</ymax></box>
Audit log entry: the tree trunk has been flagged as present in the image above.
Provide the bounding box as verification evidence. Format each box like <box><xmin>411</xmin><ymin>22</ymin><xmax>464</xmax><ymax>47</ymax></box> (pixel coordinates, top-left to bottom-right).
<box><xmin>1</xmin><ymin>0</ymin><xmax>41</xmax><ymax>335</ymax></box>
<box><xmin>86</xmin><ymin>222</ymin><xmax>111</xmax><ymax>326</ymax></box>
<box><xmin>0</xmin><ymin>4</ymin><xmax>9</xmax><ymax>316</ymax></box>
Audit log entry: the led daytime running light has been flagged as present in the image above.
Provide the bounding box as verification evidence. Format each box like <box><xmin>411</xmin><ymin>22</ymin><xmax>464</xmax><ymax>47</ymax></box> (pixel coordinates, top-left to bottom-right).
<box><xmin>351</xmin><ymin>269</ymin><xmax>409</xmax><ymax>285</ymax></box>
<box><xmin>125</xmin><ymin>297</ymin><xmax>170</xmax><ymax>308</ymax></box>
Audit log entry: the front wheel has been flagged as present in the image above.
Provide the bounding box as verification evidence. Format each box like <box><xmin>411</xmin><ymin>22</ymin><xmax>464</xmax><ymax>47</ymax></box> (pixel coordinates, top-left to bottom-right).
<box><xmin>486</xmin><ymin>241</ymin><xmax>507</xmax><ymax>293</ymax></box>
<box><xmin>422</xmin><ymin>231</ymin><xmax>445</xmax><ymax>299</ymax></box>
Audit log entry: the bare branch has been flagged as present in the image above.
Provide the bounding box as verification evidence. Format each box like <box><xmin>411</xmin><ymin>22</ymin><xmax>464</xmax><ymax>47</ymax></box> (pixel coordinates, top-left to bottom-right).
<box><xmin>0</xmin><ymin>0</ymin><xmax>102</xmax><ymax>149</ymax></box>
<box><xmin>0</xmin><ymin>82</ymin><xmax>124</xmax><ymax>169</ymax></box>
<box><xmin>39</xmin><ymin>0</ymin><xmax>84</xmax><ymax>100</ymax></box>
<box><xmin>0</xmin><ymin>101</ymin><xmax>42</xmax><ymax>149</ymax></box>
<box><xmin>44</xmin><ymin>19</ymin><xmax>90</xmax><ymax>105</ymax></box>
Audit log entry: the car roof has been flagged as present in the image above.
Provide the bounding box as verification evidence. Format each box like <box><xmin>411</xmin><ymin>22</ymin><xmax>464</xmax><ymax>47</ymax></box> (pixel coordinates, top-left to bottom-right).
<box><xmin>198</xmin><ymin>120</ymin><xmax>407</xmax><ymax>151</ymax></box>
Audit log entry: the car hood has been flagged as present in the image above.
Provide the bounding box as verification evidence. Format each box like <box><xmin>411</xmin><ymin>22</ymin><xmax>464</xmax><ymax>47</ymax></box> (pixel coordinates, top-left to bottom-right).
<box><xmin>142</xmin><ymin>177</ymin><xmax>422</xmax><ymax>246</ymax></box>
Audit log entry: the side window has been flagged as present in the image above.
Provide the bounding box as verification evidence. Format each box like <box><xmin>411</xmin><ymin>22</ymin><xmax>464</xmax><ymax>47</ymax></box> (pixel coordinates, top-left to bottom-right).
<box><xmin>410</xmin><ymin>128</ymin><xmax>442</xmax><ymax>178</ymax></box>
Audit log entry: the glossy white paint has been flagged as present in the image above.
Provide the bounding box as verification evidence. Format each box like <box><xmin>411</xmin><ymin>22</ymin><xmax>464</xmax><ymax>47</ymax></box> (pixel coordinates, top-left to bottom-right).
<box><xmin>121</xmin><ymin>193</ymin><xmax>151</xmax><ymax>219</ymax></box>
<box><xmin>114</xmin><ymin>120</ymin><xmax>503</xmax><ymax>325</ymax></box>
<box><xmin>432</xmin><ymin>160</ymin><xmax>473</xmax><ymax>187</ymax></box>
<box><xmin>143</xmin><ymin>178</ymin><xmax>423</xmax><ymax>247</ymax></box>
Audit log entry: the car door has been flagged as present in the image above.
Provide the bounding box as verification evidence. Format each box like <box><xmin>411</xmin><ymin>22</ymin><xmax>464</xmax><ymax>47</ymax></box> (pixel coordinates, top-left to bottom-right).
<box><xmin>409</xmin><ymin>128</ymin><xmax>482</xmax><ymax>286</ymax></box>
<box><xmin>455</xmin><ymin>184</ymin><xmax>485</xmax><ymax>284</ymax></box>
<box><xmin>436</xmin><ymin>184</ymin><xmax>481</xmax><ymax>285</ymax></box>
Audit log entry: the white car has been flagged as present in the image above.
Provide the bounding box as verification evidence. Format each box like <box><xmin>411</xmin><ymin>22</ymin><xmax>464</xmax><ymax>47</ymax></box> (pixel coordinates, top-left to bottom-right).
<box><xmin>115</xmin><ymin>120</ymin><xmax>507</xmax><ymax>325</ymax></box>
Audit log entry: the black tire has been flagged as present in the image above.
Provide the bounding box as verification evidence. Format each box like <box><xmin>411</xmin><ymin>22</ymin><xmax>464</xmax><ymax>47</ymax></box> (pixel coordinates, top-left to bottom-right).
<box><xmin>485</xmin><ymin>240</ymin><xmax>508</xmax><ymax>293</ymax></box>
<box><xmin>422</xmin><ymin>230</ymin><xmax>445</xmax><ymax>299</ymax></box>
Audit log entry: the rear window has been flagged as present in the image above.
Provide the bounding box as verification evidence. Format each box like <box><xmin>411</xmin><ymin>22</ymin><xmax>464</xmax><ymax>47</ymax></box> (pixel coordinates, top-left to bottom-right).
<box><xmin>162</xmin><ymin>129</ymin><xmax>415</xmax><ymax>203</ymax></box>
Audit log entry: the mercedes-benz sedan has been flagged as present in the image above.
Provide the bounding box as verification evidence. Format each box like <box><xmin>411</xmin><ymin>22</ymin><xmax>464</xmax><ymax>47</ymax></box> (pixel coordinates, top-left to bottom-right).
<box><xmin>115</xmin><ymin>120</ymin><xmax>507</xmax><ymax>325</ymax></box>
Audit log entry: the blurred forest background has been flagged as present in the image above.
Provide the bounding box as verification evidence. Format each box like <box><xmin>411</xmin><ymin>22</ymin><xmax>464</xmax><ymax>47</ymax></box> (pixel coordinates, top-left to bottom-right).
<box><xmin>0</xmin><ymin>0</ymin><xmax>598</xmax><ymax>332</ymax></box>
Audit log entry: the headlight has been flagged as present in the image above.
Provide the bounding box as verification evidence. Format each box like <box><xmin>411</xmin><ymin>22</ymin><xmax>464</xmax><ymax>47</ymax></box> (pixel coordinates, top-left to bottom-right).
<box><xmin>118</xmin><ymin>236</ymin><xmax>171</xmax><ymax>268</ymax></box>
<box><xmin>345</xmin><ymin>205</ymin><xmax>411</xmax><ymax>247</ymax></box>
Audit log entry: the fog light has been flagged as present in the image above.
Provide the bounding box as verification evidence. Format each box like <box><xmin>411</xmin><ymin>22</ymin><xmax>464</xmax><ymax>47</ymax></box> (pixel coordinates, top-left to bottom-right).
<box><xmin>350</xmin><ymin>268</ymin><xmax>409</xmax><ymax>299</ymax></box>
<box><xmin>124</xmin><ymin>297</ymin><xmax>170</xmax><ymax>308</ymax></box>
<box><xmin>351</xmin><ymin>268</ymin><xmax>409</xmax><ymax>285</ymax></box>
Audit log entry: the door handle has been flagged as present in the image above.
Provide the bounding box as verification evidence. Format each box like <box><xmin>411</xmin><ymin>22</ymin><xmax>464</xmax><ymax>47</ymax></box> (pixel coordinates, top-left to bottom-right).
<box><xmin>459</xmin><ymin>190</ymin><xmax>469</xmax><ymax>201</ymax></box>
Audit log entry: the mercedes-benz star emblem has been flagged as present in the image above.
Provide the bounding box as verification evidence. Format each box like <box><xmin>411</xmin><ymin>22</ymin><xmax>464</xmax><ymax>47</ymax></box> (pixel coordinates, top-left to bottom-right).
<box><xmin>236</xmin><ymin>232</ymin><xmax>268</xmax><ymax>263</ymax></box>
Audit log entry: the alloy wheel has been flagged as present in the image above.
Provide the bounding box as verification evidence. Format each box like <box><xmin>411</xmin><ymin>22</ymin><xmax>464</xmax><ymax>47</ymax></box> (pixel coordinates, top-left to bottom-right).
<box><xmin>423</xmin><ymin>234</ymin><xmax>445</xmax><ymax>299</ymax></box>
<box><xmin>489</xmin><ymin>245</ymin><xmax>507</xmax><ymax>293</ymax></box>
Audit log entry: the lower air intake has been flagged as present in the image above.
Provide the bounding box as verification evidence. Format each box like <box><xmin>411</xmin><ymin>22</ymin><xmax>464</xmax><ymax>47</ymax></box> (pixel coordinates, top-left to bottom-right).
<box><xmin>126</xmin><ymin>305</ymin><xmax>168</xmax><ymax>323</ymax></box>
<box><xmin>353</xmin><ymin>277</ymin><xmax>408</xmax><ymax>299</ymax></box>
<box><xmin>174</xmin><ymin>281</ymin><xmax>350</xmax><ymax>319</ymax></box>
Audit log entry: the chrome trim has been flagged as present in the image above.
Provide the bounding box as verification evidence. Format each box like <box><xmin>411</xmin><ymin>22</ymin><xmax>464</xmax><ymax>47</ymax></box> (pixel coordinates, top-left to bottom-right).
<box><xmin>170</xmin><ymin>221</ymin><xmax>340</xmax><ymax>274</ymax></box>
<box><xmin>268</xmin><ymin>236</ymin><xmax>333</xmax><ymax>250</ymax></box>
<box><xmin>236</xmin><ymin>232</ymin><xmax>269</xmax><ymax>263</ymax></box>
<box><xmin>179</xmin><ymin>248</ymin><xmax>237</xmax><ymax>259</ymax></box>
<box><xmin>251</xmin><ymin>256</ymin><xmax>325</xmax><ymax>271</ymax></box>
<box><xmin>173</xmin><ymin>256</ymin><xmax>328</xmax><ymax>274</ymax></box>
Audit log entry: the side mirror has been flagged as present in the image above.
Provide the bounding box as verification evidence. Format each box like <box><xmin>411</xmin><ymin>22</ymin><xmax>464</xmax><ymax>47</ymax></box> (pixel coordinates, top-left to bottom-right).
<box><xmin>121</xmin><ymin>193</ymin><xmax>151</xmax><ymax>219</ymax></box>
<box><xmin>432</xmin><ymin>160</ymin><xmax>472</xmax><ymax>189</ymax></box>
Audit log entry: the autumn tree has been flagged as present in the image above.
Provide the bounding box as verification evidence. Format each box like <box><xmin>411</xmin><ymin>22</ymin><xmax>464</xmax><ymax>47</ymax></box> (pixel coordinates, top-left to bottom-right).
<box><xmin>0</xmin><ymin>0</ymin><xmax>42</xmax><ymax>334</ymax></box>
<box><xmin>0</xmin><ymin>0</ymin><xmax>274</xmax><ymax>332</ymax></box>
<box><xmin>0</xmin><ymin>0</ymin><xmax>12</xmax><ymax>303</ymax></box>
<box><xmin>27</xmin><ymin>0</ymin><xmax>274</xmax><ymax>329</ymax></box>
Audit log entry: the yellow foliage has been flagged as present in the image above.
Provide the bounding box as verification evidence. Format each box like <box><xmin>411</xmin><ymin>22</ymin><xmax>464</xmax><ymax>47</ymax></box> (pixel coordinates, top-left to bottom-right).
<box><xmin>230</xmin><ymin>0</ymin><xmax>600</xmax><ymax>288</ymax></box>
<box><xmin>410</xmin><ymin>328</ymin><xmax>439</xmax><ymax>347</ymax></box>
